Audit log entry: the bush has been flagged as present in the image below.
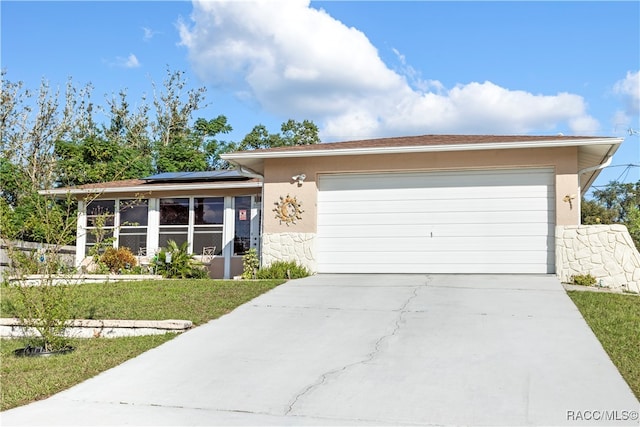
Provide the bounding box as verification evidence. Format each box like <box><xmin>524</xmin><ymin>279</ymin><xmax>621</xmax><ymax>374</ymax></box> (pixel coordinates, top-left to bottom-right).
<box><xmin>256</xmin><ymin>260</ymin><xmax>310</xmax><ymax>280</ymax></box>
<box><xmin>242</xmin><ymin>248</ymin><xmax>260</xmax><ymax>279</ymax></box>
<box><xmin>571</xmin><ymin>273</ymin><xmax>597</xmax><ymax>287</ymax></box>
<box><xmin>100</xmin><ymin>247</ymin><xmax>137</xmax><ymax>273</ymax></box>
<box><xmin>153</xmin><ymin>240</ymin><xmax>208</xmax><ymax>279</ymax></box>
<box><xmin>7</xmin><ymin>248</ymin><xmax>39</xmax><ymax>276</ymax></box>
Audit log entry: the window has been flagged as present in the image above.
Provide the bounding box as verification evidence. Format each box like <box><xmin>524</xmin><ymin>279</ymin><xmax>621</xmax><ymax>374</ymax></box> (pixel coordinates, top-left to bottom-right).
<box><xmin>118</xmin><ymin>199</ymin><xmax>148</xmax><ymax>254</ymax></box>
<box><xmin>159</xmin><ymin>198</ymin><xmax>189</xmax><ymax>248</ymax></box>
<box><xmin>193</xmin><ymin>197</ymin><xmax>223</xmax><ymax>256</ymax></box>
<box><xmin>85</xmin><ymin>200</ymin><xmax>115</xmax><ymax>255</ymax></box>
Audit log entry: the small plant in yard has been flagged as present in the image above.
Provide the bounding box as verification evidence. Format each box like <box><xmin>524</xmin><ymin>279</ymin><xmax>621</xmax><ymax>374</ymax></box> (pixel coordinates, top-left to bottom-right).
<box><xmin>87</xmin><ymin>211</ymin><xmax>116</xmax><ymax>259</ymax></box>
<box><xmin>255</xmin><ymin>260</ymin><xmax>310</xmax><ymax>280</ymax></box>
<box><xmin>571</xmin><ymin>273</ymin><xmax>597</xmax><ymax>287</ymax></box>
<box><xmin>100</xmin><ymin>247</ymin><xmax>137</xmax><ymax>273</ymax></box>
<box><xmin>6</xmin><ymin>279</ymin><xmax>79</xmax><ymax>353</ymax></box>
<box><xmin>242</xmin><ymin>248</ymin><xmax>260</xmax><ymax>279</ymax></box>
<box><xmin>2</xmin><ymin>189</ymin><xmax>81</xmax><ymax>354</ymax></box>
<box><xmin>153</xmin><ymin>240</ymin><xmax>208</xmax><ymax>279</ymax></box>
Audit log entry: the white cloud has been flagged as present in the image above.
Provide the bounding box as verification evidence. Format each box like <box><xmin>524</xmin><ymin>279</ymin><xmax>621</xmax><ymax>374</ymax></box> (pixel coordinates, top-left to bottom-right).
<box><xmin>111</xmin><ymin>53</ymin><xmax>141</xmax><ymax>69</ymax></box>
<box><xmin>613</xmin><ymin>70</ymin><xmax>640</xmax><ymax>120</ymax></box>
<box><xmin>179</xmin><ymin>0</ymin><xmax>599</xmax><ymax>141</ymax></box>
<box><xmin>142</xmin><ymin>27</ymin><xmax>158</xmax><ymax>42</ymax></box>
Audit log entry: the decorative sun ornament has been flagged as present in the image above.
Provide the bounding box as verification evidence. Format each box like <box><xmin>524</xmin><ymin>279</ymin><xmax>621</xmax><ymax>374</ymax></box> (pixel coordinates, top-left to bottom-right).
<box><xmin>274</xmin><ymin>194</ymin><xmax>303</xmax><ymax>225</ymax></box>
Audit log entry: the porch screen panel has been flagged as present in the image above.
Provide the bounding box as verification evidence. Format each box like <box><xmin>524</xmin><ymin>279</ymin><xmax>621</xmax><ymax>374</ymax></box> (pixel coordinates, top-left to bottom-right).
<box><xmin>118</xmin><ymin>199</ymin><xmax>148</xmax><ymax>254</ymax></box>
<box><xmin>85</xmin><ymin>199</ymin><xmax>115</xmax><ymax>255</ymax></box>
<box><xmin>193</xmin><ymin>197</ymin><xmax>223</xmax><ymax>255</ymax></box>
<box><xmin>159</xmin><ymin>198</ymin><xmax>189</xmax><ymax>248</ymax></box>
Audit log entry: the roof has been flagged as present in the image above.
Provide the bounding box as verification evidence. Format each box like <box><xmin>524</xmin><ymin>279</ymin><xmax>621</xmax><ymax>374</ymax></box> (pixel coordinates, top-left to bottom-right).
<box><xmin>42</xmin><ymin>175</ymin><xmax>262</xmax><ymax>196</ymax></box>
<box><xmin>220</xmin><ymin>134</ymin><xmax>624</xmax><ymax>193</ymax></box>
<box><xmin>228</xmin><ymin>134</ymin><xmax>604</xmax><ymax>154</ymax></box>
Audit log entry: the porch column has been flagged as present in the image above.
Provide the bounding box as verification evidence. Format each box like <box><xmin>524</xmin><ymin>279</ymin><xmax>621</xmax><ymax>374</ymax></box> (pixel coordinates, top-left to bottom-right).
<box><xmin>222</xmin><ymin>197</ymin><xmax>235</xmax><ymax>279</ymax></box>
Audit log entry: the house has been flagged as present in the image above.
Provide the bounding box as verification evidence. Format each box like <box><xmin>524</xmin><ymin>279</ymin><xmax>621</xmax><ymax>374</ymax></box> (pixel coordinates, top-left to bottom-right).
<box><xmin>220</xmin><ymin>134</ymin><xmax>626</xmax><ymax>275</ymax></box>
<box><xmin>49</xmin><ymin>134</ymin><xmax>630</xmax><ymax>280</ymax></box>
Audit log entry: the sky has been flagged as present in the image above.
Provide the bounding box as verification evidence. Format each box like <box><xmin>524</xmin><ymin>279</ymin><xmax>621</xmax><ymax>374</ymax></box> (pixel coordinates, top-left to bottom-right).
<box><xmin>2</xmin><ymin>0</ymin><xmax>639</xmax><ymax>189</ymax></box>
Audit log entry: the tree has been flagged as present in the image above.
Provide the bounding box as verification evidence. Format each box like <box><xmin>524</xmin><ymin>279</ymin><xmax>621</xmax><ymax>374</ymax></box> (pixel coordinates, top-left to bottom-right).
<box><xmin>152</xmin><ymin>68</ymin><xmax>208</xmax><ymax>173</ymax></box>
<box><xmin>0</xmin><ymin>71</ymin><xmax>91</xmax><ymax>241</ymax></box>
<box><xmin>154</xmin><ymin>115</ymin><xmax>233</xmax><ymax>172</ymax></box>
<box><xmin>280</xmin><ymin>119</ymin><xmax>320</xmax><ymax>146</ymax></box>
<box><xmin>102</xmin><ymin>89</ymin><xmax>154</xmax><ymax>178</ymax></box>
<box><xmin>1</xmin><ymin>71</ymin><xmax>80</xmax><ymax>192</ymax></box>
<box><xmin>237</xmin><ymin>119</ymin><xmax>320</xmax><ymax>151</ymax></box>
<box><xmin>54</xmin><ymin>88</ymin><xmax>155</xmax><ymax>186</ymax></box>
<box><xmin>193</xmin><ymin>116</ymin><xmax>233</xmax><ymax>169</ymax></box>
<box><xmin>55</xmin><ymin>135</ymin><xmax>154</xmax><ymax>186</ymax></box>
<box><xmin>582</xmin><ymin>180</ymin><xmax>640</xmax><ymax>248</ymax></box>
<box><xmin>590</xmin><ymin>181</ymin><xmax>640</xmax><ymax>224</ymax></box>
<box><xmin>580</xmin><ymin>199</ymin><xmax>617</xmax><ymax>225</ymax></box>
<box><xmin>234</xmin><ymin>124</ymin><xmax>279</xmax><ymax>151</ymax></box>
<box><xmin>210</xmin><ymin>119</ymin><xmax>320</xmax><ymax>169</ymax></box>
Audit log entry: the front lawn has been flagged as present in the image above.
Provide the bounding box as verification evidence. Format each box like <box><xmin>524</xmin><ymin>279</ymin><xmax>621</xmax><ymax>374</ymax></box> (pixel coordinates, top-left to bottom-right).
<box><xmin>0</xmin><ymin>279</ymin><xmax>284</xmax><ymax>411</ymax></box>
<box><xmin>567</xmin><ymin>291</ymin><xmax>640</xmax><ymax>400</ymax></box>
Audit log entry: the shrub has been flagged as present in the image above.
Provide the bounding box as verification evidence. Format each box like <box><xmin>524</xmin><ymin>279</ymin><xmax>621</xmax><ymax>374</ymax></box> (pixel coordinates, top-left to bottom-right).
<box><xmin>153</xmin><ymin>240</ymin><xmax>208</xmax><ymax>279</ymax></box>
<box><xmin>100</xmin><ymin>247</ymin><xmax>137</xmax><ymax>273</ymax></box>
<box><xmin>256</xmin><ymin>260</ymin><xmax>310</xmax><ymax>280</ymax></box>
<box><xmin>242</xmin><ymin>248</ymin><xmax>260</xmax><ymax>279</ymax></box>
<box><xmin>571</xmin><ymin>273</ymin><xmax>597</xmax><ymax>287</ymax></box>
<box><xmin>7</xmin><ymin>248</ymin><xmax>39</xmax><ymax>276</ymax></box>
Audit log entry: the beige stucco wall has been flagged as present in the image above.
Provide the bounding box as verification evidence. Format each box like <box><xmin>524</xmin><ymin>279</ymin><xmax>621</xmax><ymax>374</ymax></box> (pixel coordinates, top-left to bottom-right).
<box><xmin>262</xmin><ymin>146</ymin><xmax>580</xmax><ymax>235</ymax></box>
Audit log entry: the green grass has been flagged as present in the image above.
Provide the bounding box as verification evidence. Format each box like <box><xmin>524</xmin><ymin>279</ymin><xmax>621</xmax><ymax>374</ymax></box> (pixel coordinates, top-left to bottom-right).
<box><xmin>1</xmin><ymin>335</ymin><xmax>176</xmax><ymax>411</ymax></box>
<box><xmin>2</xmin><ymin>279</ymin><xmax>284</xmax><ymax>326</ymax></box>
<box><xmin>0</xmin><ymin>279</ymin><xmax>284</xmax><ymax>411</ymax></box>
<box><xmin>567</xmin><ymin>291</ymin><xmax>640</xmax><ymax>400</ymax></box>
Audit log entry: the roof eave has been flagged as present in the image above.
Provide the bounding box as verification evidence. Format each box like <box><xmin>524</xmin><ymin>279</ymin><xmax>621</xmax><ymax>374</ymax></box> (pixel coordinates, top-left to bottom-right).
<box><xmin>221</xmin><ymin>137</ymin><xmax>624</xmax><ymax>174</ymax></box>
<box><xmin>40</xmin><ymin>181</ymin><xmax>263</xmax><ymax>197</ymax></box>
<box><xmin>579</xmin><ymin>143</ymin><xmax>622</xmax><ymax>196</ymax></box>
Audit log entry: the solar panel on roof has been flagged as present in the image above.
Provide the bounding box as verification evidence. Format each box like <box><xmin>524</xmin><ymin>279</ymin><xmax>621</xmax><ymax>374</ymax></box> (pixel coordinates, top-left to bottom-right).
<box><xmin>141</xmin><ymin>170</ymin><xmax>247</xmax><ymax>182</ymax></box>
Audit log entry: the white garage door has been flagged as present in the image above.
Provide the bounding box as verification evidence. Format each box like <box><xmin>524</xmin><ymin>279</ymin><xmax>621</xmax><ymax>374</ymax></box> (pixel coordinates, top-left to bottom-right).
<box><xmin>317</xmin><ymin>168</ymin><xmax>555</xmax><ymax>274</ymax></box>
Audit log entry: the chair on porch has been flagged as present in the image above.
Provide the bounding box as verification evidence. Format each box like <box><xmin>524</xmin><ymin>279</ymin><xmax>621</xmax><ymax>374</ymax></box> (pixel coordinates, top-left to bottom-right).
<box><xmin>137</xmin><ymin>247</ymin><xmax>153</xmax><ymax>274</ymax></box>
<box><xmin>202</xmin><ymin>246</ymin><xmax>216</xmax><ymax>264</ymax></box>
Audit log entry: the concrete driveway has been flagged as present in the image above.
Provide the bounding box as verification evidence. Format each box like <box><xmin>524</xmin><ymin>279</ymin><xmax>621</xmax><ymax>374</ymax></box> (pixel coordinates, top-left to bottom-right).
<box><xmin>2</xmin><ymin>274</ymin><xmax>638</xmax><ymax>426</ymax></box>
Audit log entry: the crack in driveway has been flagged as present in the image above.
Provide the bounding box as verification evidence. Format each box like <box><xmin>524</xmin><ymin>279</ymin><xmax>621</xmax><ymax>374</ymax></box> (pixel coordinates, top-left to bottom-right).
<box><xmin>284</xmin><ymin>275</ymin><xmax>429</xmax><ymax>415</ymax></box>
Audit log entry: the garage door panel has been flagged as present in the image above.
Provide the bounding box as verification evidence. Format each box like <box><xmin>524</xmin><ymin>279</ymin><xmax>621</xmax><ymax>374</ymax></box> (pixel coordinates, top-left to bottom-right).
<box><xmin>320</xmin><ymin>186</ymin><xmax>553</xmax><ymax>203</ymax></box>
<box><xmin>319</xmin><ymin>236</ymin><xmax>552</xmax><ymax>252</ymax></box>
<box><xmin>320</xmin><ymin>169</ymin><xmax>553</xmax><ymax>191</ymax></box>
<box><xmin>321</xmin><ymin>263</ymin><xmax>548</xmax><ymax>274</ymax></box>
<box><xmin>318</xmin><ymin>223</ymin><xmax>554</xmax><ymax>238</ymax></box>
<box><xmin>319</xmin><ymin>197</ymin><xmax>554</xmax><ymax>214</ymax></box>
<box><xmin>317</xmin><ymin>169</ymin><xmax>555</xmax><ymax>274</ymax></box>
<box><xmin>319</xmin><ymin>210</ymin><xmax>552</xmax><ymax>226</ymax></box>
<box><xmin>319</xmin><ymin>250</ymin><xmax>550</xmax><ymax>266</ymax></box>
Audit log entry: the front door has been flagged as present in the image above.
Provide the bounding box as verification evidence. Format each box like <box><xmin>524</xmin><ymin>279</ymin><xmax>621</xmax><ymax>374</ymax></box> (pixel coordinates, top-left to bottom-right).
<box><xmin>228</xmin><ymin>195</ymin><xmax>261</xmax><ymax>278</ymax></box>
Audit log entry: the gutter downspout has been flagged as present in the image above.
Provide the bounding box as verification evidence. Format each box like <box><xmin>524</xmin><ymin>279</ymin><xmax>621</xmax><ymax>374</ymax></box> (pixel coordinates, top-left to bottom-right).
<box><xmin>577</xmin><ymin>154</ymin><xmax>614</xmax><ymax>176</ymax></box>
<box><xmin>236</xmin><ymin>165</ymin><xmax>263</xmax><ymax>180</ymax></box>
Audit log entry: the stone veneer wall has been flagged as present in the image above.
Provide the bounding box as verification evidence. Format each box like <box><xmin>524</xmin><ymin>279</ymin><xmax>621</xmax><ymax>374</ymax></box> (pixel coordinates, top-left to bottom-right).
<box><xmin>261</xmin><ymin>233</ymin><xmax>317</xmax><ymax>273</ymax></box>
<box><xmin>556</xmin><ymin>225</ymin><xmax>640</xmax><ymax>293</ymax></box>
